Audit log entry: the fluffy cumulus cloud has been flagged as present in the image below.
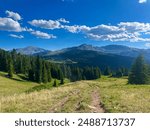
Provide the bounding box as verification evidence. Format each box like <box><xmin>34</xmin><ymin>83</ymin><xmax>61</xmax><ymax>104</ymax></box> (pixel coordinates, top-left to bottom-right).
<box><xmin>64</xmin><ymin>25</ymin><xmax>90</xmax><ymax>33</ymax></box>
<box><xmin>118</xmin><ymin>22</ymin><xmax>150</xmax><ymax>32</ymax></box>
<box><xmin>89</xmin><ymin>22</ymin><xmax>150</xmax><ymax>42</ymax></box>
<box><xmin>58</xmin><ymin>18</ymin><xmax>70</xmax><ymax>23</ymax></box>
<box><xmin>28</xmin><ymin>18</ymin><xmax>150</xmax><ymax>42</ymax></box>
<box><xmin>6</xmin><ymin>10</ymin><xmax>22</xmax><ymax>21</ymax></box>
<box><xmin>0</xmin><ymin>10</ymin><xmax>58</xmax><ymax>39</ymax></box>
<box><xmin>0</xmin><ymin>17</ymin><xmax>23</xmax><ymax>32</ymax></box>
<box><xmin>30</xmin><ymin>31</ymin><xmax>57</xmax><ymax>39</ymax></box>
<box><xmin>64</xmin><ymin>22</ymin><xmax>150</xmax><ymax>42</ymax></box>
<box><xmin>2</xmin><ymin>9</ymin><xmax>150</xmax><ymax>42</ymax></box>
<box><xmin>139</xmin><ymin>0</ymin><xmax>147</xmax><ymax>3</ymax></box>
<box><xmin>9</xmin><ymin>34</ymin><xmax>24</xmax><ymax>39</ymax></box>
<box><xmin>28</xmin><ymin>18</ymin><xmax>70</xmax><ymax>29</ymax></box>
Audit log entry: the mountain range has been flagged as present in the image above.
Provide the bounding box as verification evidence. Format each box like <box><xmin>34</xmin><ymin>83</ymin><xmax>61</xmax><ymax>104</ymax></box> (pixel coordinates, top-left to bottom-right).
<box><xmin>14</xmin><ymin>44</ymin><xmax>150</xmax><ymax>70</ymax></box>
<box><xmin>15</xmin><ymin>44</ymin><xmax>149</xmax><ymax>58</ymax></box>
<box><xmin>15</xmin><ymin>46</ymin><xmax>49</xmax><ymax>55</ymax></box>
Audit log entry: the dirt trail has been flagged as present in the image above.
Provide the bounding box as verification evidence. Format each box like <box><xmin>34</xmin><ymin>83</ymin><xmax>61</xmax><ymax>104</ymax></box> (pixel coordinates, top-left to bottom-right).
<box><xmin>49</xmin><ymin>96</ymin><xmax>69</xmax><ymax>112</ymax></box>
<box><xmin>49</xmin><ymin>89</ymin><xmax>80</xmax><ymax>112</ymax></box>
<box><xmin>49</xmin><ymin>81</ymin><xmax>105</xmax><ymax>113</ymax></box>
<box><xmin>89</xmin><ymin>90</ymin><xmax>105</xmax><ymax>113</ymax></box>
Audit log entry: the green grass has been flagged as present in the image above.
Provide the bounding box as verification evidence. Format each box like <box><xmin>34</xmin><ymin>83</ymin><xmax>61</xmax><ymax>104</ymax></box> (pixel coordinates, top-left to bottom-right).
<box><xmin>0</xmin><ymin>71</ymin><xmax>38</xmax><ymax>97</ymax></box>
<box><xmin>0</xmin><ymin>81</ymin><xmax>93</xmax><ymax>112</ymax></box>
<box><xmin>97</xmin><ymin>77</ymin><xmax>150</xmax><ymax>113</ymax></box>
<box><xmin>26</xmin><ymin>78</ymin><xmax>70</xmax><ymax>93</ymax></box>
<box><xmin>0</xmin><ymin>72</ymin><xmax>150</xmax><ymax>113</ymax></box>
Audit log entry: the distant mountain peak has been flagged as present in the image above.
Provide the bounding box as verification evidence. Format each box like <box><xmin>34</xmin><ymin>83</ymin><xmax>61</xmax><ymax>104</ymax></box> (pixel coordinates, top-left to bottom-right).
<box><xmin>78</xmin><ymin>44</ymin><xmax>93</xmax><ymax>47</ymax></box>
<box><xmin>15</xmin><ymin>46</ymin><xmax>48</xmax><ymax>55</ymax></box>
<box><xmin>77</xmin><ymin>44</ymin><xmax>95</xmax><ymax>50</ymax></box>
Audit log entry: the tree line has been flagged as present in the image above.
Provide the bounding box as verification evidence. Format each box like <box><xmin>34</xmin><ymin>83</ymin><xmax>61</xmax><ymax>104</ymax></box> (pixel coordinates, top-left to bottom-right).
<box><xmin>1</xmin><ymin>49</ymin><xmax>147</xmax><ymax>85</ymax></box>
<box><xmin>128</xmin><ymin>55</ymin><xmax>150</xmax><ymax>84</ymax></box>
<box><xmin>0</xmin><ymin>49</ymin><xmax>101</xmax><ymax>84</ymax></box>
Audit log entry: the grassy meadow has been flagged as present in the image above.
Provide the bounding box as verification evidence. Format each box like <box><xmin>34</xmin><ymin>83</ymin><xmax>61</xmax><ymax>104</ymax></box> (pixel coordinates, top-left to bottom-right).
<box><xmin>0</xmin><ymin>71</ymin><xmax>150</xmax><ymax>113</ymax></box>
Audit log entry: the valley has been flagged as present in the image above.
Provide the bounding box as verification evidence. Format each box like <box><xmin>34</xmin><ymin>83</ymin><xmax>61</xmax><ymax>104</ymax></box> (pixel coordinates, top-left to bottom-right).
<box><xmin>14</xmin><ymin>44</ymin><xmax>150</xmax><ymax>69</ymax></box>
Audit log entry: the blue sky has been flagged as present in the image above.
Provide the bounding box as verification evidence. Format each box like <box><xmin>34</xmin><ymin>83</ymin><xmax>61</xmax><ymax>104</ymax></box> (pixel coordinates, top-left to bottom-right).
<box><xmin>0</xmin><ymin>0</ymin><xmax>150</xmax><ymax>50</ymax></box>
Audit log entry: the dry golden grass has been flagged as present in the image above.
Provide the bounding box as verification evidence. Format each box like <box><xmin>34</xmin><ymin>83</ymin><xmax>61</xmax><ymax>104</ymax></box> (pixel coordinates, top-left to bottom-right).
<box><xmin>0</xmin><ymin>72</ymin><xmax>150</xmax><ymax>113</ymax></box>
<box><xmin>0</xmin><ymin>81</ymin><xmax>94</xmax><ymax>112</ymax></box>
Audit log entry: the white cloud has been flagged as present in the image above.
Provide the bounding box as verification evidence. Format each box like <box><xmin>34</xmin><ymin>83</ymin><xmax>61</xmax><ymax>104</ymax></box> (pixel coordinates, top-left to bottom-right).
<box><xmin>28</xmin><ymin>18</ymin><xmax>70</xmax><ymax>29</ymax></box>
<box><xmin>87</xmin><ymin>32</ymin><xmax>147</xmax><ymax>42</ymax></box>
<box><xmin>58</xmin><ymin>18</ymin><xmax>70</xmax><ymax>23</ymax></box>
<box><xmin>118</xmin><ymin>22</ymin><xmax>150</xmax><ymax>32</ymax></box>
<box><xmin>30</xmin><ymin>31</ymin><xmax>57</xmax><ymax>39</ymax></box>
<box><xmin>63</xmin><ymin>22</ymin><xmax>150</xmax><ymax>42</ymax></box>
<box><xmin>27</xmin><ymin>18</ymin><xmax>150</xmax><ymax>42</ymax></box>
<box><xmin>9</xmin><ymin>34</ymin><xmax>24</xmax><ymax>39</ymax></box>
<box><xmin>24</xmin><ymin>27</ymin><xmax>34</xmax><ymax>32</ymax></box>
<box><xmin>64</xmin><ymin>25</ymin><xmax>90</xmax><ymax>33</ymax></box>
<box><xmin>139</xmin><ymin>0</ymin><xmax>147</xmax><ymax>3</ymax></box>
<box><xmin>1</xmin><ymin>10</ymin><xmax>57</xmax><ymax>40</ymax></box>
<box><xmin>145</xmin><ymin>43</ymin><xmax>150</xmax><ymax>47</ymax></box>
<box><xmin>0</xmin><ymin>17</ymin><xmax>23</xmax><ymax>32</ymax></box>
<box><xmin>28</xmin><ymin>19</ymin><xmax>61</xmax><ymax>29</ymax></box>
<box><xmin>6</xmin><ymin>10</ymin><xmax>22</xmax><ymax>21</ymax></box>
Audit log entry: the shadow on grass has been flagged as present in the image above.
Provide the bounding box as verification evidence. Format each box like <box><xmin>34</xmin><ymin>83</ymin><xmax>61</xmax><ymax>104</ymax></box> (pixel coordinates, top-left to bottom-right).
<box><xmin>26</xmin><ymin>84</ymin><xmax>52</xmax><ymax>93</ymax></box>
<box><xmin>17</xmin><ymin>74</ymin><xmax>29</xmax><ymax>81</ymax></box>
<box><xmin>10</xmin><ymin>77</ymin><xmax>26</xmax><ymax>82</ymax></box>
<box><xmin>26</xmin><ymin>82</ymin><xmax>64</xmax><ymax>93</ymax></box>
<box><xmin>0</xmin><ymin>72</ymin><xmax>7</xmax><ymax>77</ymax></box>
<box><xmin>0</xmin><ymin>72</ymin><xmax>28</xmax><ymax>82</ymax></box>
<box><xmin>1</xmin><ymin>73</ymin><xmax>32</xmax><ymax>83</ymax></box>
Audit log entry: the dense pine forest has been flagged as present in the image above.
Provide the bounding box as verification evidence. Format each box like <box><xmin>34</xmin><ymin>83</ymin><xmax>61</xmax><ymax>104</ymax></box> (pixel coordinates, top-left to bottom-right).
<box><xmin>0</xmin><ymin>49</ymin><xmax>102</xmax><ymax>84</ymax></box>
<box><xmin>2</xmin><ymin>48</ymin><xmax>149</xmax><ymax>85</ymax></box>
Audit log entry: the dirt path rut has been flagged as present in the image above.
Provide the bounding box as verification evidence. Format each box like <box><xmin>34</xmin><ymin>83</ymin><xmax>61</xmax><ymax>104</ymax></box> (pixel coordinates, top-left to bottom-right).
<box><xmin>89</xmin><ymin>90</ymin><xmax>105</xmax><ymax>113</ymax></box>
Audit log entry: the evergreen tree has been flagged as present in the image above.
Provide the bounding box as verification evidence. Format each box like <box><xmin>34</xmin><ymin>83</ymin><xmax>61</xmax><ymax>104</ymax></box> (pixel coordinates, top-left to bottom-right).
<box><xmin>104</xmin><ymin>66</ymin><xmax>111</xmax><ymax>76</ymax></box>
<box><xmin>42</xmin><ymin>61</ymin><xmax>48</xmax><ymax>83</ymax></box>
<box><xmin>58</xmin><ymin>69</ymin><xmax>64</xmax><ymax>84</ymax></box>
<box><xmin>115</xmin><ymin>68</ymin><xmax>123</xmax><ymax>77</ymax></box>
<box><xmin>58</xmin><ymin>69</ymin><xmax>63</xmax><ymax>80</ymax></box>
<box><xmin>35</xmin><ymin>56</ymin><xmax>42</xmax><ymax>83</ymax></box>
<box><xmin>51</xmin><ymin>66</ymin><xmax>59</xmax><ymax>79</ymax></box>
<box><xmin>53</xmin><ymin>79</ymin><xmax>57</xmax><ymax>87</ymax></box>
<box><xmin>46</xmin><ymin>63</ymin><xmax>52</xmax><ymax>82</ymax></box>
<box><xmin>71</xmin><ymin>67</ymin><xmax>82</xmax><ymax>81</ymax></box>
<box><xmin>66</xmin><ymin>66</ymin><xmax>72</xmax><ymax>79</ymax></box>
<box><xmin>7</xmin><ymin>55</ymin><xmax>13</xmax><ymax>78</ymax></box>
<box><xmin>124</xmin><ymin>68</ymin><xmax>129</xmax><ymax>76</ymax></box>
<box><xmin>128</xmin><ymin>55</ymin><xmax>149</xmax><ymax>84</ymax></box>
<box><xmin>11</xmin><ymin>49</ymin><xmax>17</xmax><ymax>73</ymax></box>
<box><xmin>28</xmin><ymin>69</ymin><xmax>35</xmax><ymax>81</ymax></box>
<box><xmin>61</xmin><ymin>64</ymin><xmax>67</xmax><ymax>78</ymax></box>
<box><xmin>94</xmin><ymin>67</ymin><xmax>101</xmax><ymax>79</ymax></box>
<box><xmin>60</xmin><ymin>78</ymin><xmax>64</xmax><ymax>85</ymax></box>
<box><xmin>0</xmin><ymin>50</ymin><xmax>8</xmax><ymax>72</ymax></box>
<box><xmin>28</xmin><ymin>59</ymin><xmax>35</xmax><ymax>81</ymax></box>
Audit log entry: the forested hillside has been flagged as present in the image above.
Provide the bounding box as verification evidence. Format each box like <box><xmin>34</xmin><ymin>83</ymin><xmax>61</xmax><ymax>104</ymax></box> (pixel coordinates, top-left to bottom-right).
<box><xmin>0</xmin><ymin>49</ymin><xmax>101</xmax><ymax>83</ymax></box>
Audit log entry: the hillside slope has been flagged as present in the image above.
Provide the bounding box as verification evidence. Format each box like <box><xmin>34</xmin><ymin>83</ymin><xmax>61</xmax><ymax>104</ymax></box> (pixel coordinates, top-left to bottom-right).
<box><xmin>0</xmin><ymin>76</ymin><xmax>150</xmax><ymax>113</ymax></box>
<box><xmin>0</xmin><ymin>72</ymin><xmax>38</xmax><ymax>97</ymax></box>
<box><xmin>43</xmin><ymin>49</ymin><xmax>134</xmax><ymax>69</ymax></box>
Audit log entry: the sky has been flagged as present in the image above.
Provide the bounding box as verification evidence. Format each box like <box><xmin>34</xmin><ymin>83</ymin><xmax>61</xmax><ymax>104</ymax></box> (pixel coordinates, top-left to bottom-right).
<box><xmin>1</xmin><ymin>0</ymin><xmax>150</xmax><ymax>50</ymax></box>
